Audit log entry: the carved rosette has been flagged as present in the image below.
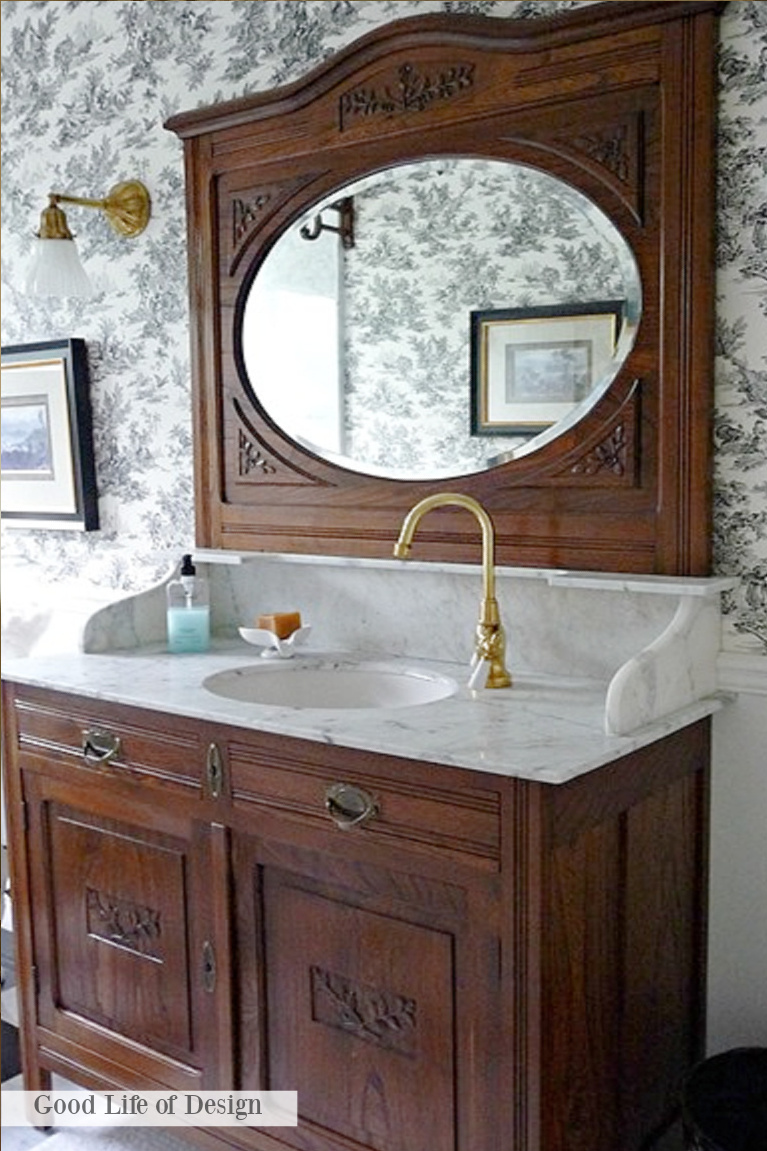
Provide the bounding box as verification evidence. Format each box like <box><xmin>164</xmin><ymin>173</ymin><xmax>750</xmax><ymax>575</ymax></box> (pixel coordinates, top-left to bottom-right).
<box><xmin>238</xmin><ymin>429</ymin><xmax>277</xmax><ymax>478</ymax></box>
<box><xmin>532</xmin><ymin>381</ymin><xmax>640</xmax><ymax>486</ymax></box>
<box><xmin>86</xmin><ymin>887</ymin><xmax>162</xmax><ymax>959</ymax></box>
<box><xmin>339</xmin><ymin>61</ymin><xmax>475</xmax><ymax>129</ymax></box>
<box><xmin>231</xmin><ymin>396</ymin><xmax>334</xmax><ymax>488</ymax></box>
<box><xmin>564</xmin><ymin>112</ymin><xmax>644</xmax><ymax>221</ymax></box>
<box><xmin>570</xmin><ymin>423</ymin><xmax>628</xmax><ymax>478</ymax></box>
<box><xmin>232</xmin><ymin>192</ymin><xmax>273</xmax><ymax>250</ymax></box>
<box><xmin>310</xmin><ymin>965</ymin><xmax>417</xmax><ymax>1055</ymax></box>
<box><xmin>571</xmin><ymin>124</ymin><xmax>631</xmax><ymax>183</ymax></box>
<box><xmin>227</xmin><ymin>175</ymin><xmax>322</xmax><ymax>275</ymax></box>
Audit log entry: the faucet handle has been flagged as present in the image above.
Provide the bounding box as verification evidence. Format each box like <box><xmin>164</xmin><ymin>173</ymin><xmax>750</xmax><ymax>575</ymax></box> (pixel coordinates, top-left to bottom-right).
<box><xmin>468</xmin><ymin>651</ymin><xmax>492</xmax><ymax>691</ymax></box>
<box><xmin>474</xmin><ymin>619</ymin><xmax>512</xmax><ymax>690</ymax></box>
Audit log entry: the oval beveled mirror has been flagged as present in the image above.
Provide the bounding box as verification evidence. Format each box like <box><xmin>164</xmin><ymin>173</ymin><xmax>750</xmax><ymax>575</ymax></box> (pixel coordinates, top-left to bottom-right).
<box><xmin>242</xmin><ymin>158</ymin><xmax>641</xmax><ymax>480</ymax></box>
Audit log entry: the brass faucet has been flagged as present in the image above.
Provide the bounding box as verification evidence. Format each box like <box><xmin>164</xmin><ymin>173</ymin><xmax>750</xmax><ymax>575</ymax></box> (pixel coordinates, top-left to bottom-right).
<box><xmin>393</xmin><ymin>493</ymin><xmax>512</xmax><ymax>689</ymax></box>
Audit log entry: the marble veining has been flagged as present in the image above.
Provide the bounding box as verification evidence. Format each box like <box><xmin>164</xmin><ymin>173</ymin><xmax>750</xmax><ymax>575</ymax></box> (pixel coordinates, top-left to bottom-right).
<box><xmin>4</xmin><ymin>558</ymin><xmax>733</xmax><ymax>782</ymax></box>
<box><xmin>79</xmin><ymin>557</ymin><xmax>733</xmax><ymax>730</ymax></box>
<box><xmin>1</xmin><ymin>642</ymin><xmax>729</xmax><ymax>786</ymax></box>
<box><xmin>605</xmin><ymin>596</ymin><xmax>722</xmax><ymax>735</ymax></box>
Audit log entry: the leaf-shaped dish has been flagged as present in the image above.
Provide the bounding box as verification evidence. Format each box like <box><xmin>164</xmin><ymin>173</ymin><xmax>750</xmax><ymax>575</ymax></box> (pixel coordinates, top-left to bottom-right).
<box><xmin>238</xmin><ymin>625</ymin><xmax>312</xmax><ymax>658</ymax></box>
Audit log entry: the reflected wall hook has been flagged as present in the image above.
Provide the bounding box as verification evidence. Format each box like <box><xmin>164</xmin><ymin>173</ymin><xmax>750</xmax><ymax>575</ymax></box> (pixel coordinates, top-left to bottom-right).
<box><xmin>299</xmin><ymin>196</ymin><xmax>355</xmax><ymax>249</ymax></box>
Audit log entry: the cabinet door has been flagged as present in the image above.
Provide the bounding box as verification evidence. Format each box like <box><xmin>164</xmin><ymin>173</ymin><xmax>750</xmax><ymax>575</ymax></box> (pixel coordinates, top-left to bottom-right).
<box><xmin>23</xmin><ymin>769</ymin><xmax>227</xmax><ymax>1092</ymax></box>
<box><xmin>233</xmin><ymin>832</ymin><xmax>500</xmax><ymax>1151</ymax></box>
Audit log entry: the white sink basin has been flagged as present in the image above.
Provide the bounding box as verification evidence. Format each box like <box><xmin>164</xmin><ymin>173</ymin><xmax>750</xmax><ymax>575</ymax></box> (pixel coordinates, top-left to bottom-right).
<box><xmin>202</xmin><ymin>658</ymin><xmax>458</xmax><ymax>711</ymax></box>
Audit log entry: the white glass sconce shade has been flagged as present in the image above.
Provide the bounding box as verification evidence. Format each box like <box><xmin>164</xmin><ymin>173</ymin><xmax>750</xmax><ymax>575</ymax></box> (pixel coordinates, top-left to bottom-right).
<box><xmin>24</xmin><ymin>181</ymin><xmax>150</xmax><ymax>298</ymax></box>
<box><xmin>25</xmin><ymin>237</ymin><xmax>94</xmax><ymax>298</ymax></box>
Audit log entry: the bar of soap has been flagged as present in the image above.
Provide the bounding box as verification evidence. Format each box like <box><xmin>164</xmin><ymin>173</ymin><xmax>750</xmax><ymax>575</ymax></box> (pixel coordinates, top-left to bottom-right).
<box><xmin>256</xmin><ymin>611</ymin><xmax>302</xmax><ymax>639</ymax></box>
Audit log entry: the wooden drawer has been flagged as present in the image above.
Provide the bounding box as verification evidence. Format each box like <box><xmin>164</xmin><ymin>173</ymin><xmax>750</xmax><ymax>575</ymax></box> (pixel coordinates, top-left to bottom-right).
<box><xmin>227</xmin><ymin>731</ymin><xmax>501</xmax><ymax>870</ymax></box>
<box><xmin>10</xmin><ymin>686</ymin><xmax>205</xmax><ymax>792</ymax></box>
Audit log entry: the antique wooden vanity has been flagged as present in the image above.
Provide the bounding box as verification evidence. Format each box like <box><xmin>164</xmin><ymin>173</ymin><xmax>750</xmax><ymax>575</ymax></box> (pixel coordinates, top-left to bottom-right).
<box><xmin>3</xmin><ymin>5</ymin><xmax>726</xmax><ymax>1151</ymax></box>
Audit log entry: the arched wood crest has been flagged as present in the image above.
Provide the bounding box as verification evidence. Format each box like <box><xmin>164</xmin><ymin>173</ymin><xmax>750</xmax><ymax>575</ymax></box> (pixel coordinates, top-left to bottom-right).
<box><xmin>167</xmin><ymin>1</ymin><xmax>723</xmax><ymax>574</ymax></box>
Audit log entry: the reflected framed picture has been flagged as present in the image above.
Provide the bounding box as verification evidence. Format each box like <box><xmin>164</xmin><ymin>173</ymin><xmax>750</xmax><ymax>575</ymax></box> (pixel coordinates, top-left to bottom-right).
<box><xmin>1</xmin><ymin>338</ymin><xmax>99</xmax><ymax>530</ymax></box>
<box><xmin>470</xmin><ymin>301</ymin><xmax>624</xmax><ymax>436</ymax></box>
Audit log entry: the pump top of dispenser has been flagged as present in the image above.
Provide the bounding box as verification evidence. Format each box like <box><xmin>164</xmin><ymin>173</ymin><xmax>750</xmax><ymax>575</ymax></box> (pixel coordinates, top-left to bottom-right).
<box><xmin>179</xmin><ymin>554</ymin><xmax>196</xmax><ymax>595</ymax></box>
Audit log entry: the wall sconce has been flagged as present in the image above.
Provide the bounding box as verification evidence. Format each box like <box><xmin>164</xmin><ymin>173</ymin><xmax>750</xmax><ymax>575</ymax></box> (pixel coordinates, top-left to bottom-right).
<box><xmin>25</xmin><ymin>180</ymin><xmax>151</xmax><ymax>298</ymax></box>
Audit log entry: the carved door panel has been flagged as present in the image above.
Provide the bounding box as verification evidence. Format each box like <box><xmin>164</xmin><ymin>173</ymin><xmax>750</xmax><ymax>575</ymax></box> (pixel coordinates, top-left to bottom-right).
<box><xmin>23</xmin><ymin>770</ymin><xmax>225</xmax><ymax>1092</ymax></box>
<box><xmin>233</xmin><ymin>832</ymin><xmax>500</xmax><ymax>1151</ymax></box>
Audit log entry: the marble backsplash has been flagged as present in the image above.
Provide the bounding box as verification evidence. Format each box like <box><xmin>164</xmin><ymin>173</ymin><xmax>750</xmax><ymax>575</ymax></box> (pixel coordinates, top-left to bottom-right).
<box><xmin>80</xmin><ymin>552</ymin><xmax>732</xmax><ymax>690</ymax></box>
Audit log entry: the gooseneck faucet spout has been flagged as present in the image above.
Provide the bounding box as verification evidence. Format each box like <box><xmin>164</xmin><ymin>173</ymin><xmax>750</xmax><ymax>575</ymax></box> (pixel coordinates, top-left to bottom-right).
<box><xmin>393</xmin><ymin>493</ymin><xmax>512</xmax><ymax>689</ymax></box>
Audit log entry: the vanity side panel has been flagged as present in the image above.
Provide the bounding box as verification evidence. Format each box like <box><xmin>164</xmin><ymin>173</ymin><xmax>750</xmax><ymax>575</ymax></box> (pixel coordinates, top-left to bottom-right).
<box><xmin>540</xmin><ymin>819</ymin><xmax>622</xmax><ymax>1151</ymax></box>
<box><xmin>620</xmin><ymin>756</ymin><xmax>710</xmax><ymax>1146</ymax></box>
<box><xmin>542</xmin><ymin>721</ymin><xmax>710</xmax><ymax>1151</ymax></box>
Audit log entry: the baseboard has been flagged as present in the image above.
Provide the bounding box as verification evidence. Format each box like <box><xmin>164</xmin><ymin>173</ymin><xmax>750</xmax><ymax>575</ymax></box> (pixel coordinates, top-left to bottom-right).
<box><xmin>717</xmin><ymin>651</ymin><xmax>767</xmax><ymax>696</ymax></box>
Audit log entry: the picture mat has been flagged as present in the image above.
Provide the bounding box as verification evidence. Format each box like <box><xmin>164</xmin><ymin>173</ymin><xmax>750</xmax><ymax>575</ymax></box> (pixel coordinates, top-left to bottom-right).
<box><xmin>1</xmin><ymin>356</ymin><xmax>78</xmax><ymax>516</ymax></box>
<box><xmin>482</xmin><ymin>312</ymin><xmax>617</xmax><ymax>428</ymax></box>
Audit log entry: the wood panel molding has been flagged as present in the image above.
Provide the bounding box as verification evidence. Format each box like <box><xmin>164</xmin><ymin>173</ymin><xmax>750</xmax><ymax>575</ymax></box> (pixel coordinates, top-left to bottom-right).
<box><xmin>3</xmin><ymin>679</ymin><xmax>712</xmax><ymax>1150</ymax></box>
<box><xmin>167</xmin><ymin>1</ymin><xmax>724</xmax><ymax>575</ymax></box>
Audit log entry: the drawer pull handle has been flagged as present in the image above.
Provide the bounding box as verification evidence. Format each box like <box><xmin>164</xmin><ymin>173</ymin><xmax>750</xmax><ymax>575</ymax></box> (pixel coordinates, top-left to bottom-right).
<box><xmin>202</xmin><ymin>941</ymin><xmax>216</xmax><ymax>993</ymax></box>
<box><xmin>324</xmin><ymin>783</ymin><xmax>378</xmax><ymax>831</ymax></box>
<box><xmin>82</xmin><ymin>729</ymin><xmax>121</xmax><ymax>766</ymax></box>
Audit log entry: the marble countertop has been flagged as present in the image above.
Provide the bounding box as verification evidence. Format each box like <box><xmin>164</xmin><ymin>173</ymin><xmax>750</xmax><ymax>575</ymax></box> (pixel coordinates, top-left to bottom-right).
<box><xmin>1</xmin><ymin>641</ymin><xmax>728</xmax><ymax>785</ymax></box>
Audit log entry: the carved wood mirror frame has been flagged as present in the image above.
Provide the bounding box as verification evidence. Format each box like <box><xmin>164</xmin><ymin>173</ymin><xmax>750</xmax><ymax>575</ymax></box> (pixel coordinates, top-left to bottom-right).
<box><xmin>167</xmin><ymin>0</ymin><xmax>723</xmax><ymax>575</ymax></box>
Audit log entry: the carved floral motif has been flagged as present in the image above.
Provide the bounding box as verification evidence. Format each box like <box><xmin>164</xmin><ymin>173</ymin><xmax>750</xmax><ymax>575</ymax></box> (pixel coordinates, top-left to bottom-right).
<box><xmin>340</xmin><ymin>62</ymin><xmax>474</xmax><ymax>129</ymax></box>
<box><xmin>232</xmin><ymin>193</ymin><xmax>272</xmax><ymax>249</ymax></box>
<box><xmin>86</xmin><ymin>887</ymin><xmax>162</xmax><ymax>958</ymax></box>
<box><xmin>572</xmin><ymin>124</ymin><xmax>631</xmax><ymax>183</ymax></box>
<box><xmin>238</xmin><ymin>430</ymin><xmax>277</xmax><ymax>477</ymax></box>
<box><xmin>570</xmin><ymin>423</ymin><xmax>627</xmax><ymax>477</ymax></box>
<box><xmin>310</xmin><ymin>965</ymin><xmax>417</xmax><ymax>1054</ymax></box>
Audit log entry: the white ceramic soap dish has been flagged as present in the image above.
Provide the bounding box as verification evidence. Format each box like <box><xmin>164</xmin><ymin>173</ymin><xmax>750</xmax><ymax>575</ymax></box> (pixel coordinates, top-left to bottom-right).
<box><xmin>238</xmin><ymin>625</ymin><xmax>312</xmax><ymax>659</ymax></box>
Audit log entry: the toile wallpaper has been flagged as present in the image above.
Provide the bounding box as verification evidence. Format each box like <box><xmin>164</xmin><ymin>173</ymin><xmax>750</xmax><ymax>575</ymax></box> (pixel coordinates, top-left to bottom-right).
<box><xmin>1</xmin><ymin>0</ymin><xmax>765</xmax><ymax>652</ymax></box>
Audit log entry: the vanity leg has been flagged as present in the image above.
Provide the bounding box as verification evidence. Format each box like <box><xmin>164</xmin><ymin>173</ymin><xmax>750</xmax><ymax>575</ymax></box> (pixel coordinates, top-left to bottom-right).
<box><xmin>21</xmin><ymin>1044</ymin><xmax>53</xmax><ymax>1131</ymax></box>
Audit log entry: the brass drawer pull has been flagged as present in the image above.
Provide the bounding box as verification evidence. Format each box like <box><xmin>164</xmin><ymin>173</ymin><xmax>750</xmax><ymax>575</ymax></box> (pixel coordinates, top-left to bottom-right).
<box><xmin>324</xmin><ymin>783</ymin><xmax>378</xmax><ymax>831</ymax></box>
<box><xmin>82</xmin><ymin>729</ymin><xmax>121</xmax><ymax>766</ymax></box>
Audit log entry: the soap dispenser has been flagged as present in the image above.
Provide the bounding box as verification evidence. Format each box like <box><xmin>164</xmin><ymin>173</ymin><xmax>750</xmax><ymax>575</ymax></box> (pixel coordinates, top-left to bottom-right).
<box><xmin>167</xmin><ymin>554</ymin><xmax>210</xmax><ymax>653</ymax></box>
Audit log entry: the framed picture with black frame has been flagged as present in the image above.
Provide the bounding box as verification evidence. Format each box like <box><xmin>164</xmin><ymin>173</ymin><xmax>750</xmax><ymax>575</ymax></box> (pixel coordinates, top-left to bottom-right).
<box><xmin>1</xmin><ymin>338</ymin><xmax>99</xmax><ymax>530</ymax></box>
<box><xmin>470</xmin><ymin>301</ymin><xmax>624</xmax><ymax>436</ymax></box>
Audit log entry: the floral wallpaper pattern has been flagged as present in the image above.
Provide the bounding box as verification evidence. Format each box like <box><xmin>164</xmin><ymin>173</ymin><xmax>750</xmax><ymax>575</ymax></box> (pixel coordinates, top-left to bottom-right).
<box><xmin>1</xmin><ymin>0</ymin><xmax>765</xmax><ymax>651</ymax></box>
<box><xmin>339</xmin><ymin>159</ymin><xmax>635</xmax><ymax>475</ymax></box>
<box><xmin>713</xmin><ymin>0</ymin><xmax>767</xmax><ymax>651</ymax></box>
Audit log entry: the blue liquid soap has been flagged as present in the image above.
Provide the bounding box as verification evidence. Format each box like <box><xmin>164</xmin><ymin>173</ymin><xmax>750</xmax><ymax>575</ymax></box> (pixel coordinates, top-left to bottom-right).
<box><xmin>167</xmin><ymin>604</ymin><xmax>210</xmax><ymax>653</ymax></box>
<box><xmin>167</xmin><ymin>554</ymin><xmax>210</xmax><ymax>653</ymax></box>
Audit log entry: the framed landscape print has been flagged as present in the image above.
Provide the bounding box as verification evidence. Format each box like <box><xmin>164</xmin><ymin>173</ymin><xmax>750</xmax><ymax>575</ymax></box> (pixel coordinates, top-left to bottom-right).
<box><xmin>1</xmin><ymin>338</ymin><xmax>99</xmax><ymax>530</ymax></box>
<box><xmin>470</xmin><ymin>301</ymin><xmax>624</xmax><ymax>435</ymax></box>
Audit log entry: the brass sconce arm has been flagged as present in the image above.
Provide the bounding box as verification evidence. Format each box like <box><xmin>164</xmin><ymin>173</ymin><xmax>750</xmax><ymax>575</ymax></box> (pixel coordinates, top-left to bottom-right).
<box><xmin>35</xmin><ymin>181</ymin><xmax>151</xmax><ymax>240</ymax></box>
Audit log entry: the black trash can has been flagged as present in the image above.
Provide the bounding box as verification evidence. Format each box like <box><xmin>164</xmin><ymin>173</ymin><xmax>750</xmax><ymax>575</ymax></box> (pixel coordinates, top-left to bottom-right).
<box><xmin>682</xmin><ymin>1047</ymin><xmax>767</xmax><ymax>1151</ymax></box>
